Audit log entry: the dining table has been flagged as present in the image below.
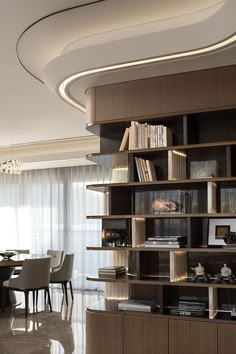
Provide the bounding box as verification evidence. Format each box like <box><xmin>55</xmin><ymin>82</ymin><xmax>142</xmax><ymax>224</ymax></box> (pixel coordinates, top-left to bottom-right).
<box><xmin>0</xmin><ymin>253</ymin><xmax>50</xmax><ymax>308</ymax></box>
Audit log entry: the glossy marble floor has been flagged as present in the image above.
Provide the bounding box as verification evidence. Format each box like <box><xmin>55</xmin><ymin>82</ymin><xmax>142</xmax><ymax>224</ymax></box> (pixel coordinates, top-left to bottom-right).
<box><xmin>0</xmin><ymin>288</ymin><xmax>103</xmax><ymax>354</ymax></box>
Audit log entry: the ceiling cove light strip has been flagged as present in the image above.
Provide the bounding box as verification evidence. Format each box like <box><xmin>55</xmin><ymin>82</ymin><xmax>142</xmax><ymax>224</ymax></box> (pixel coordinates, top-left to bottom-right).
<box><xmin>59</xmin><ymin>34</ymin><xmax>236</xmax><ymax>113</ymax></box>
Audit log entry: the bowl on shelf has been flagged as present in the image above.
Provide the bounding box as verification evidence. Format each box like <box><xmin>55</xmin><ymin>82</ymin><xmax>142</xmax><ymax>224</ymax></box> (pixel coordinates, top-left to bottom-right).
<box><xmin>0</xmin><ymin>251</ymin><xmax>18</xmax><ymax>260</ymax></box>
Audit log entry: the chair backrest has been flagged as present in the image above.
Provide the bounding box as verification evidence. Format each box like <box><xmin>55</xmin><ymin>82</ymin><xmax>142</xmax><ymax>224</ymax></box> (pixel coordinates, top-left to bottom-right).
<box><xmin>15</xmin><ymin>257</ymin><xmax>51</xmax><ymax>289</ymax></box>
<box><xmin>50</xmin><ymin>254</ymin><xmax>74</xmax><ymax>283</ymax></box>
<box><xmin>47</xmin><ymin>249</ymin><xmax>64</xmax><ymax>270</ymax></box>
<box><xmin>6</xmin><ymin>249</ymin><xmax>30</xmax><ymax>254</ymax></box>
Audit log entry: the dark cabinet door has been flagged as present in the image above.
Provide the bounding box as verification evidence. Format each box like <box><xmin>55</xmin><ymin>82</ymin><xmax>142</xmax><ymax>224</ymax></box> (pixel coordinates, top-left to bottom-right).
<box><xmin>218</xmin><ymin>324</ymin><xmax>236</xmax><ymax>354</ymax></box>
<box><xmin>124</xmin><ymin>315</ymin><xmax>168</xmax><ymax>354</ymax></box>
<box><xmin>169</xmin><ymin>319</ymin><xmax>217</xmax><ymax>354</ymax></box>
<box><xmin>86</xmin><ymin>311</ymin><xmax>124</xmax><ymax>354</ymax></box>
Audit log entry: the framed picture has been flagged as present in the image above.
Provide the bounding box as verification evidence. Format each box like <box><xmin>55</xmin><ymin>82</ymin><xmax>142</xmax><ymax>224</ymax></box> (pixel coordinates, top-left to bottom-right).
<box><xmin>208</xmin><ymin>218</ymin><xmax>236</xmax><ymax>246</ymax></box>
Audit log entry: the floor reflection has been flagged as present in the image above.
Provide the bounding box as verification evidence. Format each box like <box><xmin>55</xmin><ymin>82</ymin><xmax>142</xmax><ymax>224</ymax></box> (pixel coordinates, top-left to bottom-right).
<box><xmin>0</xmin><ymin>288</ymin><xmax>103</xmax><ymax>354</ymax></box>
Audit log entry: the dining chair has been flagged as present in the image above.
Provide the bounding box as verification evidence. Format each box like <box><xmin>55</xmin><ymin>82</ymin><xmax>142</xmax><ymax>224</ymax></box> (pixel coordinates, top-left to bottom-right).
<box><xmin>47</xmin><ymin>249</ymin><xmax>64</xmax><ymax>271</ymax></box>
<box><xmin>6</xmin><ymin>249</ymin><xmax>30</xmax><ymax>275</ymax></box>
<box><xmin>49</xmin><ymin>254</ymin><xmax>74</xmax><ymax>305</ymax></box>
<box><xmin>2</xmin><ymin>257</ymin><xmax>52</xmax><ymax>318</ymax></box>
<box><xmin>6</xmin><ymin>249</ymin><xmax>30</xmax><ymax>254</ymax></box>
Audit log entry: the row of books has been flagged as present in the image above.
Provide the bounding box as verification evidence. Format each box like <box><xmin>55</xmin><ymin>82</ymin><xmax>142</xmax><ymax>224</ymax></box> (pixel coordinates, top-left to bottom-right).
<box><xmin>98</xmin><ymin>266</ymin><xmax>126</xmax><ymax>278</ymax></box>
<box><xmin>145</xmin><ymin>236</ymin><xmax>187</xmax><ymax>248</ymax></box>
<box><xmin>135</xmin><ymin>157</ymin><xmax>157</xmax><ymax>182</ymax></box>
<box><xmin>119</xmin><ymin>122</ymin><xmax>173</xmax><ymax>151</ymax></box>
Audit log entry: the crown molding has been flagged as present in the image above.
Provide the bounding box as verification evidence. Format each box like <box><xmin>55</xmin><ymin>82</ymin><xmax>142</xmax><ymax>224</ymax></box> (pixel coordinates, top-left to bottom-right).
<box><xmin>0</xmin><ymin>136</ymin><xmax>99</xmax><ymax>169</ymax></box>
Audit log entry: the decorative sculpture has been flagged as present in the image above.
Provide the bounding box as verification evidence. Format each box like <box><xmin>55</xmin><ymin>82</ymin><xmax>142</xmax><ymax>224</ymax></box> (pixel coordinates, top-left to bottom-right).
<box><xmin>191</xmin><ymin>263</ymin><xmax>209</xmax><ymax>282</ymax></box>
<box><xmin>216</xmin><ymin>264</ymin><xmax>236</xmax><ymax>283</ymax></box>
<box><xmin>224</xmin><ymin>231</ymin><xmax>236</xmax><ymax>245</ymax></box>
<box><xmin>152</xmin><ymin>198</ymin><xmax>178</xmax><ymax>213</ymax></box>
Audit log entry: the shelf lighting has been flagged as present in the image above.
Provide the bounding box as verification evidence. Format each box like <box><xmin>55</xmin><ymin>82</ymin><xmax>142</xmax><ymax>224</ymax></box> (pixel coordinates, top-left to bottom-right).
<box><xmin>59</xmin><ymin>34</ymin><xmax>236</xmax><ymax>112</ymax></box>
<box><xmin>172</xmin><ymin>150</ymin><xmax>187</xmax><ymax>157</ymax></box>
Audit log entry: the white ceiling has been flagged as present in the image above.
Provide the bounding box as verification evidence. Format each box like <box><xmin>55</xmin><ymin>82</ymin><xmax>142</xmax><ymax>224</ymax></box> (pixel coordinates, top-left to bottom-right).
<box><xmin>0</xmin><ymin>0</ymin><xmax>92</xmax><ymax>147</ymax></box>
<box><xmin>0</xmin><ymin>0</ymin><xmax>235</xmax><ymax>168</ymax></box>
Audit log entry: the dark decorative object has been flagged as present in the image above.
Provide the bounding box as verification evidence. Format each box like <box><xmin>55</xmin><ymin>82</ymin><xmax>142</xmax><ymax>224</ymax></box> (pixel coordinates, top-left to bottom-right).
<box><xmin>191</xmin><ymin>263</ymin><xmax>209</xmax><ymax>282</ymax></box>
<box><xmin>102</xmin><ymin>229</ymin><xmax>128</xmax><ymax>247</ymax></box>
<box><xmin>216</xmin><ymin>264</ymin><xmax>236</xmax><ymax>283</ymax></box>
<box><xmin>224</xmin><ymin>231</ymin><xmax>236</xmax><ymax>245</ymax></box>
<box><xmin>190</xmin><ymin>160</ymin><xmax>218</xmax><ymax>179</ymax></box>
<box><xmin>170</xmin><ymin>296</ymin><xmax>207</xmax><ymax>317</ymax></box>
<box><xmin>0</xmin><ymin>251</ymin><xmax>17</xmax><ymax>260</ymax></box>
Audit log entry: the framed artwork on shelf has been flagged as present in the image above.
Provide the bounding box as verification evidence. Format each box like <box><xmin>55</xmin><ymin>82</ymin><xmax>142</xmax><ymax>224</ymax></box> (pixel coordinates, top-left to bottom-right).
<box><xmin>208</xmin><ymin>218</ymin><xmax>236</xmax><ymax>246</ymax></box>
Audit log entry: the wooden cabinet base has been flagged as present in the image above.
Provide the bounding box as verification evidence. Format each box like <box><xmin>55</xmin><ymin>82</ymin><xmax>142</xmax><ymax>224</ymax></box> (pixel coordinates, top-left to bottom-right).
<box><xmin>86</xmin><ymin>310</ymin><xmax>236</xmax><ymax>354</ymax></box>
<box><xmin>169</xmin><ymin>319</ymin><xmax>217</xmax><ymax>354</ymax></box>
<box><xmin>86</xmin><ymin>311</ymin><xmax>123</xmax><ymax>354</ymax></box>
<box><xmin>124</xmin><ymin>316</ymin><xmax>168</xmax><ymax>354</ymax></box>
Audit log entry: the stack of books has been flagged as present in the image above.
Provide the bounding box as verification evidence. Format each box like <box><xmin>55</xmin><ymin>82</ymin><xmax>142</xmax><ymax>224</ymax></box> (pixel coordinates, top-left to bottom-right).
<box><xmin>144</xmin><ymin>236</ymin><xmax>187</xmax><ymax>248</ymax></box>
<box><xmin>98</xmin><ymin>266</ymin><xmax>126</xmax><ymax>278</ymax></box>
<box><xmin>135</xmin><ymin>157</ymin><xmax>157</xmax><ymax>182</ymax></box>
<box><xmin>118</xmin><ymin>299</ymin><xmax>159</xmax><ymax>312</ymax></box>
<box><xmin>170</xmin><ymin>296</ymin><xmax>207</xmax><ymax>317</ymax></box>
<box><xmin>119</xmin><ymin>121</ymin><xmax>173</xmax><ymax>151</ymax></box>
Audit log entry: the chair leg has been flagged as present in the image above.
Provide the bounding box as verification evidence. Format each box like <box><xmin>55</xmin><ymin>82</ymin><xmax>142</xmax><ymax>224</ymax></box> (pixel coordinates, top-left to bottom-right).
<box><xmin>36</xmin><ymin>290</ymin><xmax>39</xmax><ymax>310</ymax></box>
<box><xmin>61</xmin><ymin>283</ymin><xmax>65</xmax><ymax>304</ymax></box>
<box><xmin>46</xmin><ymin>288</ymin><xmax>52</xmax><ymax>312</ymax></box>
<box><xmin>69</xmin><ymin>281</ymin><xmax>74</xmax><ymax>301</ymax></box>
<box><xmin>44</xmin><ymin>289</ymin><xmax>47</xmax><ymax>305</ymax></box>
<box><xmin>32</xmin><ymin>290</ymin><xmax>35</xmax><ymax>313</ymax></box>
<box><xmin>1</xmin><ymin>284</ymin><xmax>5</xmax><ymax>313</ymax></box>
<box><xmin>63</xmin><ymin>282</ymin><xmax>68</xmax><ymax>305</ymax></box>
<box><xmin>24</xmin><ymin>290</ymin><xmax>29</xmax><ymax>318</ymax></box>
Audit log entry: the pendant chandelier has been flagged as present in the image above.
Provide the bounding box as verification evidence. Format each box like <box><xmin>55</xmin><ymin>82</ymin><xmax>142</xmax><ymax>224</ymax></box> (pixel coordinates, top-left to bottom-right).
<box><xmin>0</xmin><ymin>159</ymin><xmax>22</xmax><ymax>174</ymax></box>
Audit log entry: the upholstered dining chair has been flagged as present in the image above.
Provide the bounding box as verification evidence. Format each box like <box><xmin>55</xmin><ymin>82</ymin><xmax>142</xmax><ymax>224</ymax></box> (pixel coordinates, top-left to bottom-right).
<box><xmin>47</xmin><ymin>249</ymin><xmax>64</xmax><ymax>271</ymax></box>
<box><xmin>6</xmin><ymin>249</ymin><xmax>30</xmax><ymax>275</ymax></box>
<box><xmin>2</xmin><ymin>257</ymin><xmax>52</xmax><ymax>318</ymax></box>
<box><xmin>6</xmin><ymin>249</ymin><xmax>30</xmax><ymax>254</ymax></box>
<box><xmin>49</xmin><ymin>254</ymin><xmax>74</xmax><ymax>305</ymax></box>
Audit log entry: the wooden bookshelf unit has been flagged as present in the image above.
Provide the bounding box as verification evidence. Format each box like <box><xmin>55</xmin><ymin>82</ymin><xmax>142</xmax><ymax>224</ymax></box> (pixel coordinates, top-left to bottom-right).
<box><xmin>86</xmin><ymin>65</ymin><xmax>236</xmax><ymax>354</ymax></box>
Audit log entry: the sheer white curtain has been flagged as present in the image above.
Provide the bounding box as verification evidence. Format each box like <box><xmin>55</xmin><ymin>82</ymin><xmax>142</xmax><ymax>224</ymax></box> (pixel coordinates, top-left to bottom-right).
<box><xmin>0</xmin><ymin>165</ymin><xmax>111</xmax><ymax>290</ymax></box>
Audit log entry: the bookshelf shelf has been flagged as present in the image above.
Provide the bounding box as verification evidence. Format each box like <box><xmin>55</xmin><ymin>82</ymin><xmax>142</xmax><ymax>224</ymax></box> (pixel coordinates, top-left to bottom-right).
<box><xmin>85</xmin><ymin>66</ymin><xmax>236</xmax><ymax>354</ymax></box>
<box><xmin>87</xmin><ymin>246</ymin><xmax>236</xmax><ymax>253</ymax></box>
<box><xmin>87</xmin><ymin>177</ymin><xmax>236</xmax><ymax>191</ymax></box>
<box><xmin>87</xmin><ymin>275</ymin><xmax>236</xmax><ymax>289</ymax></box>
<box><xmin>87</xmin><ymin>140</ymin><xmax>236</xmax><ymax>166</ymax></box>
<box><xmin>87</xmin><ymin>213</ymin><xmax>236</xmax><ymax>219</ymax></box>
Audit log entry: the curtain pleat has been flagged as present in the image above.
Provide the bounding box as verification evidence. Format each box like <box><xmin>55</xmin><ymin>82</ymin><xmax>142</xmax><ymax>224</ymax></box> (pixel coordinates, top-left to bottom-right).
<box><xmin>0</xmin><ymin>165</ymin><xmax>111</xmax><ymax>290</ymax></box>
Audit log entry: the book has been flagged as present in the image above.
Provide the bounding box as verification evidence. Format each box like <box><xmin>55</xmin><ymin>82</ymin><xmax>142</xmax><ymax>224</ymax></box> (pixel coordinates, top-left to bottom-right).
<box><xmin>98</xmin><ymin>272</ymin><xmax>126</xmax><ymax>279</ymax></box>
<box><xmin>98</xmin><ymin>266</ymin><xmax>126</xmax><ymax>272</ymax></box>
<box><xmin>119</xmin><ymin>128</ymin><xmax>130</xmax><ymax>151</ymax></box>
<box><xmin>127</xmin><ymin>121</ymin><xmax>172</xmax><ymax>149</ymax></box>
<box><xmin>146</xmin><ymin>160</ymin><xmax>157</xmax><ymax>181</ymax></box>
<box><xmin>145</xmin><ymin>240</ymin><xmax>180</xmax><ymax>245</ymax></box>
<box><xmin>98</xmin><ymin>265</ymin><xmax>126</xmax><ymax>278</ymax></box>
<box><xmin>144</xmin><ymin>243</ymin><xmax>183</xmax><ymax>248</ymax></box>
<box><xmin>140</xmin><ymin>158</ymin><xmax>149</xmax><ymax>182</ymax></box>
<box><xmin>147</xmin><ymin>236</ymin><xmax>186</xmax><ymax>241</ymax></box>
<box><xmin>207</xmin><ymin>181</ymin><xmax>217</xmax><ymax>213</ymax></box>
<box><xmin>132</xmin><ymin>218</ymin><xmax>146</xmax><ymax>247</ymax></box>
<box><xmin>129</xmin><ymin>121</ymin><xmax>139</xmax><ymax>150</ymax></box>
<box><xmin>135</xmin><ymin>157</ymin><xmax>144</xmax><ymax>182</ymax></box>
<box><xmin>163</xmin><ymin>126</ymin><xmax>173</xmax><ymax>147</ymax></box>
<box><xmin>118</xmin><ymin>299</ymin><xmax>159</xmax><ymax>312</ymax></box>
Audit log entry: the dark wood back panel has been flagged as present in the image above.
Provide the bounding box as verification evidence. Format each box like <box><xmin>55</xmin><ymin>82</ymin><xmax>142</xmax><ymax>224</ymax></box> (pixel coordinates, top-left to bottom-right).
<box><xmin>86</xmin><ymin>65</ymin><xmax>236</xmax><ymax>123</ymax></box>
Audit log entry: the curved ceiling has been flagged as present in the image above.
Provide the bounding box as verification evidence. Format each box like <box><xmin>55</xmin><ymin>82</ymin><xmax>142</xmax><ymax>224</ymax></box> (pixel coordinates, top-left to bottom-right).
<box><xmin>17</xmin><ymin>0</ymin><xmax>236</xmax><ymax>115</ymax></box>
